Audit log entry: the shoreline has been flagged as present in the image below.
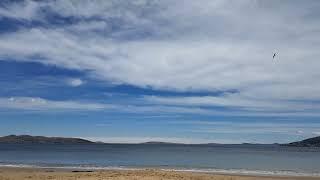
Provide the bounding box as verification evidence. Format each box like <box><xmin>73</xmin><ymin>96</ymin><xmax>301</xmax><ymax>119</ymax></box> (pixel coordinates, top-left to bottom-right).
<box><xmin>1</xmin><ymin>164</ymin><xmax>320</xmax><ymax>177</ymax></box>
<box><xmin>0</xmin><ymin>166</ymin><xmax>319</xmax><ymax>180</ymax></box>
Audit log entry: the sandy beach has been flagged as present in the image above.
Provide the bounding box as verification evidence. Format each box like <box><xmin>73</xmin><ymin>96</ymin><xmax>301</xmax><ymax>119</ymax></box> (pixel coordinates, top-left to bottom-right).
<box><xmin>0</xmin><ymin>167</ymin><xmax>319</xmax><ymax>180</ymax></box>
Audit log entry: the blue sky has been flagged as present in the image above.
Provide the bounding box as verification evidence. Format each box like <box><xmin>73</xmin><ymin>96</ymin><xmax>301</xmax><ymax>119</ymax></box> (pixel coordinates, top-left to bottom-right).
<box><xmin>0</xmin><ymin>0</ymin><xmax>320</xmax><ymax>143</ymax></box>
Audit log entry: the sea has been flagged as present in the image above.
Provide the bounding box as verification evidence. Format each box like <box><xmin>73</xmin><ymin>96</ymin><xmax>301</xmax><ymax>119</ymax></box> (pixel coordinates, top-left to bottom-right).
<box><xmin>0</xmin><ymin>143</ymin><xmax>320</xmax><ymax>177</ymax></box>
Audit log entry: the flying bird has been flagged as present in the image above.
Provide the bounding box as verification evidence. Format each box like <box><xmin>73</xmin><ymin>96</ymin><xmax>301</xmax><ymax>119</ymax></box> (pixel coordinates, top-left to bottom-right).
<box><xmin>273</xmin><ymin>53</ymin><xmax>276</xmax><ymax>59</ymax></box>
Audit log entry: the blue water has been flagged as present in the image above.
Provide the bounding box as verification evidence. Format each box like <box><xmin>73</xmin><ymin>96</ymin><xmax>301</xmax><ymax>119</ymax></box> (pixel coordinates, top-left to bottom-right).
<box><xmin>1</xmin><ymin>144</ymin><xmax>320</xmax><ymax>176</ymax></box>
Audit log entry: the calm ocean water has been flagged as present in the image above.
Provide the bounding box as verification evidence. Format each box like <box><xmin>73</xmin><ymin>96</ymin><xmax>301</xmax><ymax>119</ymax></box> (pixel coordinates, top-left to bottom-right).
<box><xmin>0</xmin><ymin>144</ymin><xmax>320</xmax><ymax>176</ymax></box>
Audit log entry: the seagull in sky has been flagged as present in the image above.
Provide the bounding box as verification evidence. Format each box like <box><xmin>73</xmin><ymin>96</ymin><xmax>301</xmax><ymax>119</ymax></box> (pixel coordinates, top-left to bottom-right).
<box><xmin>273</xmin><ymin>53</ymin><xmax>276</xmax><ymax>59</ymax></box>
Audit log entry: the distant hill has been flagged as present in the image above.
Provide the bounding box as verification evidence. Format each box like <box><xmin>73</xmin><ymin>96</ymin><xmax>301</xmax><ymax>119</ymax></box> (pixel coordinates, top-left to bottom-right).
<box><xmin>141</xmin><ymin>141</ymin><xmax>181</xmax><ymax>145</ymax></box>
<box><xmin>1</xmin><ymin>135</ymin><xmax>319</xmax><ymax>146</ymax></box>
<box><xmin>0</xmin><ymin>135</ymin><xmax>95</xmax><ymax>144</ymax></box>
<box><xmin>286</xmin><ymin>136</ymin><xmax>320</xmax><ymax>147</ymax></box>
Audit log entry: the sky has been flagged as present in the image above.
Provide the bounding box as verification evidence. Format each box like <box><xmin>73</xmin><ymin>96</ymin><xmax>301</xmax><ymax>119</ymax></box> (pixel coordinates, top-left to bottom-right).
<box><xmin>0</xmin><ymin>0</ymin><xmax>320</xmax><ymax>144</ymax></box>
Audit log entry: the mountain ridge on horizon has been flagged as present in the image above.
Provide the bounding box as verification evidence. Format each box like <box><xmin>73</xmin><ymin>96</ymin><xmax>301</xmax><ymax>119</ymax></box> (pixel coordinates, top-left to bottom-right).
<box><xmin>0</xmin><ymin>135</ymin><xmax>319</xmax><ymax>147</ymax></box>
<box><xmin>0</xmin><ymin>135</ymin><xmax>94</xmax><ymax>144</ymax></box>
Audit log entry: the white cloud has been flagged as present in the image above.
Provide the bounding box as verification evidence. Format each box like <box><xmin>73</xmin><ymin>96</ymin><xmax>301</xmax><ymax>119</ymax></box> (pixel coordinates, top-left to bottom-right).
<box><xmin>312</xmin><ymin>132</ymin><xmax>320</xmax><ymax>136</ymax></box>
<box><xmin>0</xmin><ymin>1</ymin><xmax>320</xmax><ymax>116</ymax></box>
<box><xmin>296</xmin><ymin>130</ymin><xmax>304</xmax><ymax>135</ymax></box>
<box><xmin>0</xmin><ymin>0</ymin><xmax>40</xmax><ymax>20</ymax></box>
<box><xmin>66</xmin><ymin>78</ymin><xmax>84</xmax><ymax>87</ymax></box>
<box><xmin>0</xmin><ymin>97</ymin><xmax>109</xmax><ymax>111</ymax></box>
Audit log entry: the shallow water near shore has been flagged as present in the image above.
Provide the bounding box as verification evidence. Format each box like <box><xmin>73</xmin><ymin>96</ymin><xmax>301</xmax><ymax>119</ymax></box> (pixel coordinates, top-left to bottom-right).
<box><xmin>0</xmin><ymin>144</ymin><xmax>320</xmax><ymax>176</ymax></box>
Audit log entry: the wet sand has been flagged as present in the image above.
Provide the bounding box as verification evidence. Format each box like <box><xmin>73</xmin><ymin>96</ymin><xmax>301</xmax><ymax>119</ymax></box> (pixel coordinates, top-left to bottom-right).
<box><xmin>0</xmin><ymin>167</ymin><xmax>319</xmax><ymax>180</ymax></box>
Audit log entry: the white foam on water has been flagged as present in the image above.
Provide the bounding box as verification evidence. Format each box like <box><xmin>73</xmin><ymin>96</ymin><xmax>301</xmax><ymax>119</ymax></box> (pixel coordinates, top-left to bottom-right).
<box><xmin>161</xmin><ymin>168</ymin><xmax>320</xmax><ymax>177</ymax></box>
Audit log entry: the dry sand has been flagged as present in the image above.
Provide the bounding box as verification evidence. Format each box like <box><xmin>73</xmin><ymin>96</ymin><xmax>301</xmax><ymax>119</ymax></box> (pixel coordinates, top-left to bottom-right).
<box><xmin>0</xmin><ymin>167</ymin><xmax>319</xmax><ymax>180</ymax></box>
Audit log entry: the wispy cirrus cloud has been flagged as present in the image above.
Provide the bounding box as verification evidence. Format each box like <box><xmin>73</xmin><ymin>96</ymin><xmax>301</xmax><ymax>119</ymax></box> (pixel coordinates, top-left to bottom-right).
<box><xmin>143</xmin><ymin>94</ymin><xmax>320</xmax><ymax>114</ymax></box>
<box><xmin>0</xmin><ymin>96</ymin><xmax>217</xmax><ymax>114</ymax></box>
<box><xmin>0</xmin><ymin>97</ymin><xmax>109</xmax><ymax>111</ymax></box>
